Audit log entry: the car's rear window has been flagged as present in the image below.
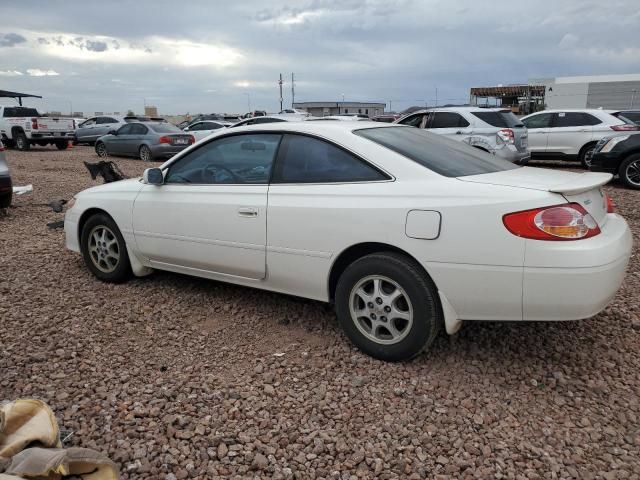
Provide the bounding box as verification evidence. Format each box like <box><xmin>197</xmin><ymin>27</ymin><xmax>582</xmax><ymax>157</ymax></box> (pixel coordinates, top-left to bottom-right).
<box><xmin>3</xmin><ymin>107</ymin><xmax>40</xmax><ymax>117</ymax></box>
<box><xmin>354</xmin><ymin>126</ymin><xmax>519</xmax><ymax>177</ymax></box>
<box><xmin>149</xmin><ymin>123</ymin><xmax>183</xmax><ymax>133</ymax></box>
<box><xmin>471</xmin><ymin>110</ymin><xmax>523</xmax><ymax>128</ymax></box>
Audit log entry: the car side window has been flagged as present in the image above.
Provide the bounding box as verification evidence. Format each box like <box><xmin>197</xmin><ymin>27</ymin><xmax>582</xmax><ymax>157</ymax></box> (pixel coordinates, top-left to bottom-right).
<box><xmin>522</xmin><ymin>113</ymin><xmax>553</xmax><ymax>129</ymax></box>
<box><xmin>204</xmin><ymin>122</ymin><xmax>223</xmax><ymax>130</ymax></box>
<box><xmin>581</xmin><ymin>113</ymin><xmax>602</xmax><ymax>125</ymax></box>
<box><xmin>131</xmin><ymin>124</ymin><xmax>148</xmax><ymax>135</ymax></box>
<box><xmin>430</xmin><ymin>112</ymin><xmax>470</xmax><ymax>128</ymax></box>
<box><xmin>97</xmin><ymin>117</ymin><xmax>112</xmax><ymax>124</ymax></box>
<box><xmin>116</xmin><ymin>124</ymin><xmax>134</xmax><ymax>135</ymax></box>
<box><xmin>189</xmin><ymin>123</ymin><xmax>204</xmax><ymax>131</ymax></box>
<box><xmin>165</xmin><ymin>134</ymin><xmax>282</xmax><ymax>185</ymax></box>
<box><xmin>80</xmin><ymin>118</ymin><xmax>96</xmax><ymax>127</ymax></box>
<box><xmin>398</xmin><ymin>114</ymin><xmax>424</xmax><ymax>127</ymax></box>
<box><xmin>272</xmin><ymin>134</ymin><xmax>389</xmax><ymax>184</ymax></box>
<box><xmin>555</xmin><ymin>112</ymin><xmax>593</xmax><ymax>128</ymax></box>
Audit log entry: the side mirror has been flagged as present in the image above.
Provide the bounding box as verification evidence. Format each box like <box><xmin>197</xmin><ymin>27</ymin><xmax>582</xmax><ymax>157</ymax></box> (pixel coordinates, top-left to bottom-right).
<box><xmin>143</xmin><ymin>168</ymin><xmax>164</xmax><ymax>185</ymax></box>
<box><xmin>108</xmin><ymin>130</ymin><xmax>117</xmax><ymax>135</ymax></box>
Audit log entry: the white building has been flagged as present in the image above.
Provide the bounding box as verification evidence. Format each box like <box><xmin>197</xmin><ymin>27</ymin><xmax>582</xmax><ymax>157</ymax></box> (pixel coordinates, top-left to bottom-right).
<box><xmin>293</xmin><ymin>101</ymin><xmax>386</xmax><ymax>118</ymax></box>
<box><xmin>530</xmin><ymin>73</ymin><xmax>640</xmax><ymax>110</ymax></box>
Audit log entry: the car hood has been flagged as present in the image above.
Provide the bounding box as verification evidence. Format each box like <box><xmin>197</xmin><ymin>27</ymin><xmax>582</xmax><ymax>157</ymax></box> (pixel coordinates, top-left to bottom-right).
<box><xmin>457</xmin><ymin>166</ymin><xmax>612</xmax><ymax>194</ymax></box>
<box><xmin>77</xmin><ymin>178</ymin><xmax>143</xmax><ymax>197</ymax></box>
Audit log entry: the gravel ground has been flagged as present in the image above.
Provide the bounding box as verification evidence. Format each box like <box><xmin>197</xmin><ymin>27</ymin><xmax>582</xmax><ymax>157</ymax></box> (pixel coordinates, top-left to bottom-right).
<box><xmin>1</xmin><ymin>147</ymin><xmax>639</xmax><ymax>479</ymax></box>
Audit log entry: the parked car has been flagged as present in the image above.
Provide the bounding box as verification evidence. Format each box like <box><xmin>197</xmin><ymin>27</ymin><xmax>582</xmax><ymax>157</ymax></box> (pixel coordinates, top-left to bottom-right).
<box><xmin>589</xmin><ymin>132</ymin><xmax>640</xmax><ymax>189</ymax></box>
<box><xmin>279</xmin><ymin>109</ymin><xmax>309</xmax><ymax>116</ymax></box>
<box><xmin>183</xmin><ymin>120</ymin><xmax>229</xmax><ymax>141</ymax></box>
<box><xmin>372</xmin><ymin>114</ymin><xmax>401</xmax><ymax>123</ymax></box>
<box><xmin>65</xmin><ymin>122</ymin><xmax>631</xmax><ymax>361</ymax></box>
<box><xmin>95</xmin><ymin>122</ymin><xmax>195</xmax><ymax>161</ymax></box>
<box><xmin>0</xmin><ymin>106</ymin><xmax>75</xmax><ymax>151</ymax></box>
<box><xmin>0</xmin><ymin>140</ymin><xmax>12</xmax><ymax>208</ymax></box>
<box><xmin>395</xmin><ymin>107</ymin><xmax>530</xmax><ymax>164</ymax></box>
<box><xmin>229</xmin><ymin>116</ymin><xmax>292</xmax><ymax>128</ymax></box>
<box><xmin>612</xmin><ymin>110</ymin><xmax>640</xmax><ymax>125</ymax></box>
<box><xmin>75</xmin><ymin>115</ymin><xmax>153</xmax><ymax>145</ymax></box>
<box><xmin>307</xmin><ymin>116</ymin><xmax>370</xmax><ymax>122</ymax></box>
<box><xmin>521</xmin><ymin>109</ymin><xmax>640</xmax><ymax>167</ymax></box>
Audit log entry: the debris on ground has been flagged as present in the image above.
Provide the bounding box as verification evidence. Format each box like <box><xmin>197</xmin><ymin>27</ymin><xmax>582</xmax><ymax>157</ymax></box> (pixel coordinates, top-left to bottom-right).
<box><xmin>46</xmin><ymin>220</ymin><xmax>64</xmax><ymax>230</ymax></box>
<box><xmin>83</xmin><ymin>161</ymin><xmax>127</xmax><ymax>183</ymax></box>
<box><xmin>11</xmin><ymin>185</ymin><xmax>32</xmax><ymax>196</ymax></box>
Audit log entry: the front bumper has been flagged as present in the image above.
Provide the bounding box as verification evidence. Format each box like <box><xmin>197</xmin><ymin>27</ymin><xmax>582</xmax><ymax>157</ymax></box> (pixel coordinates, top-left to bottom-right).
<box><xmin>589</xmin><ymin>152</ymin><xmax>621</xmax><ymax>174</ymax></box>
<box><xmin>64</xmin><ymin>208</ymin><xmax>81</xmax><ymax>253</ymax></box>
<box><xmin>522</xmin><ymin>213</ymin><xmax>632</xmax><ymax>320</ymax></box>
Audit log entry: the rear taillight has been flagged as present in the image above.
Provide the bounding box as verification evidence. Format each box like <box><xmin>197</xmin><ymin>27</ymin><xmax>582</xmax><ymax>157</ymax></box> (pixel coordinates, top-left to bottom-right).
<box><xmin>189</xmin><ymin>135</ymin><xmax>195</xmax><ymax>144</ymax></box>
<box><xmin>31</xmin><ymin>117</ymin><xmax>38</xmax><ymax>130</ymax></box>
<box><xmin>503</xmin><ymin>203</ymin><xmax>600</xmax><ymax>241</ymax></box>
<box><xmin>611</xmin><ymin>124</ymin><xmax>640</xmax><ymax>131</ymax></box>
<box><xmin>159</xmin><ymin>136</ymin><xmax>171</xmax><ymax>144</ymax></box>
<box><xmin>605</xmin><ymin>194</ymin><xmax>615</xmax><ymax>213</ymax></box>
<box><xmin>496</xmin><ymin>128</ymin><xmax>514</xmax><ymax>144</ymax></box>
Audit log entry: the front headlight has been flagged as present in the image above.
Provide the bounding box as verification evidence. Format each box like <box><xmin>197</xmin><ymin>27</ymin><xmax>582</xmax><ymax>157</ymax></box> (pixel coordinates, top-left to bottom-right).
<box><xmin>600</xmin><ymin>135</ymin><xmax>630</xmax><ymax>153</ymax></box>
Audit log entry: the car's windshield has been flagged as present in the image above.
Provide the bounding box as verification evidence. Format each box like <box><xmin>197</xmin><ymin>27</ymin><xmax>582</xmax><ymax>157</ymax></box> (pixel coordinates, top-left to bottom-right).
<box><xmin>471</xmin><ymin>110</ymin><xmax>523</xmax><ymax>128</ymax></box>
<box><xmin>149</xmin><ymin>123</ymin><xmax>183</xmax><ymax>133</ymax></box>
<box><xmin>354</xmin><ymin>126</ymin><xmax>520</xmax><ymax>177</ymax></box>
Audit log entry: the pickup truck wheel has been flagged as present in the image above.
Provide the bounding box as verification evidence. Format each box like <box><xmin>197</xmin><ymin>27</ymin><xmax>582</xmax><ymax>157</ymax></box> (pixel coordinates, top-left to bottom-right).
<box><xmin>55</xmin><ymin>141</ymin><xmax>68</xmax><ymax>150</ymax></box>
<box><xmin>619</xmin><ymin>154</ymin><xmax>640</xmax><ymax>190</ymax></box>
<box><xmin>81</xmin><ymin>213</ymin><xmax>132</xmax><ymax>283</ymax></box>
<box><xmin>335</xmin><ymin>252</ymin><xmax>442</xmax><ymax>361</ymax></box>
<box><xmin>15</xmin><ymin>133</ymin><xmax>30</xmax><ymax>151</ymax></box>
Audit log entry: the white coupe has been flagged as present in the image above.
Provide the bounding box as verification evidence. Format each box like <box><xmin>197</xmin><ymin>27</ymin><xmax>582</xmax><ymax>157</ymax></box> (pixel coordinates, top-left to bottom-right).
<box><xmin>65</xmin><ymin>122</ymin><xmax>632</xmax><ymax>361</ymax></box>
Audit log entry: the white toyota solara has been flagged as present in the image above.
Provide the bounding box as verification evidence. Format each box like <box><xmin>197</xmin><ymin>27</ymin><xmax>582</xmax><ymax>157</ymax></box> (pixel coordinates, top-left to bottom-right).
<box><xmin>65</xmin><ymin>122</ymin><xmax>632</xmax><ymax>361</ymax></box>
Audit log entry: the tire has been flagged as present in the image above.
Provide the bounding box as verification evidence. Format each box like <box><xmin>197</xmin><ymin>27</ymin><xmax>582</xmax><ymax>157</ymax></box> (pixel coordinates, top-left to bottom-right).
<box><xmin>139</xmin><ymin>144</ymin><xmax>153</xmax><ymax>161</ymax></box>
<box><xmin>335</xmin><ymin>252</ymin><xmax>442</xmax><ymax>361</ymax></box>
<box><xmin>80</xmin><ymin>213</ymin><xmax>131</xmax><ymax>283</ymax></box>
<box><xmin>95</xmin><ymin>142</ymin><xmax>108</xmax><ymax>157</ymax></box>
<box><xmin>579</xmin><ymin>143</ymin><xmax>597</xmax><ymax>169</ymax></box>
<box><xmin>55</xmin><ymin>141</ymin><xmax>68</xmax><ymax>150</ymax></box>
<box><xmin>619</xmin><ymin>153</ymin><xmax>640</xmax><ymax>190</ymax></box>
<box><xmin>15</xmin><ymin>132</ymin><xmax>30</xmax><ymax>151</ymax></box>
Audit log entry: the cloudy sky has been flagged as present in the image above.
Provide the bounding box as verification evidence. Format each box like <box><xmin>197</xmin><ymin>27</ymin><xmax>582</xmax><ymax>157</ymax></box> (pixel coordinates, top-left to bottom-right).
<box><xmin>1</xmin><ymin>0</ymin><xmax>639</xmax><ymax>116</ymax></box>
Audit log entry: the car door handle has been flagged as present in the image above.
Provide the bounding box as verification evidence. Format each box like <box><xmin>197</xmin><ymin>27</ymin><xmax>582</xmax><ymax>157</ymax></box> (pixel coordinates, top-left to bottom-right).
<box><xmin>238</xmin><ymin>207</ymin><xmax>258</xmax><ymax>217</ymax></box>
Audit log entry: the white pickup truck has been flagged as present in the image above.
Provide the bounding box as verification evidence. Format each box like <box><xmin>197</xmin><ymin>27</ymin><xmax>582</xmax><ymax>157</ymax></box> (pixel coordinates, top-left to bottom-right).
<box><xmin>0</xmin><ymin>106</ymin><xmax>75</xmax><ymax>151</ymax></box>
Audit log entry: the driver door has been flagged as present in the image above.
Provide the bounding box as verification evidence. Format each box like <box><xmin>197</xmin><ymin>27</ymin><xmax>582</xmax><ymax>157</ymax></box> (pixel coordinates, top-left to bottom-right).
<box><xmin>131</xmin><ymin>133</ymin><xmax>282</xmax><ymax>279</ymax></box>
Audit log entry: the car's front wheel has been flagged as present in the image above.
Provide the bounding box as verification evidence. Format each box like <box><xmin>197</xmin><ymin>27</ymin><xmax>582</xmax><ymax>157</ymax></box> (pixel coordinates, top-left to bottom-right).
<box><xmin>619</xmin><ymin>153</ymin><xmax>640</xmax><ymax>190</ymax></box>
<box><xmin>55</xmin><ymin>140</ymin><xmax>68</xmax><ymax>150</ymax></box>
<box><xmin>335</xmin><ymin>252</ymin><xmax>442</xmax><ymax>361</ymax></box>
<box><xmin>95</xmin><ymin>142</ymin><xmax>108</xmax><ymax>157</ymax></box>
<box><xmin>580</xmin><ymin>143</ymin><xmax>597</xmax><ymax>168</ymax></box>
<box><xmin>80</xmin><ymin>213</ymin><xmax>131</xmax><ymax>283</ymax></box>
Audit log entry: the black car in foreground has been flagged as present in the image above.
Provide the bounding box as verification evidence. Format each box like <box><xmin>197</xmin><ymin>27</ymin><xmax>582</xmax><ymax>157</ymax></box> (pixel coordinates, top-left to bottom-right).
<box><xmin>0</xmin><ymin>140</ymin><xmax>12</xmax><ymax>208</ymax></box>
<box><xmin>590</xmin><ymin>132</ymin><xmax>640</xmax><ymax>189</ymax></box>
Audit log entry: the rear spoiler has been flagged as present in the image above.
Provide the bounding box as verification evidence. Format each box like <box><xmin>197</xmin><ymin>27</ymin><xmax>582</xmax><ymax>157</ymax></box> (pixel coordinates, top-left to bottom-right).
<box><xmin>548</xmin><ymin>172</ymin><xmax>612</xmax><ymax>195</ymax></box>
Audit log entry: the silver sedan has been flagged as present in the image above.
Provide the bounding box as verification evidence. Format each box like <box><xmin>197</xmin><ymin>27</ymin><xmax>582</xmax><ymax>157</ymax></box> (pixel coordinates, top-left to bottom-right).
<box><xmin>95</xmin><ymin>122</ymin><xmax>195</xmax><ymax>161</ymax></box>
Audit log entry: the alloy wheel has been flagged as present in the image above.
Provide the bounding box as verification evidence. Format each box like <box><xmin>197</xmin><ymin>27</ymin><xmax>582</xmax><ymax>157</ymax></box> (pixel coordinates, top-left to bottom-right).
<box><xmin>87</xmin><ymin>225</ymin><xmax>120</xmax><ymax>273</ymax></box>
<box><xmin>625</xmin><ymin>159</ymin><xmax>640</xmax><ymax>187</ymax></box>
<box><xmin>96</xmin><ymin>143</ymin><xmax>108</xmax><ymax>157</ymax></box>
<box><xmin>349</xmin><ymin>275</ymin><xmax>414</xmax><ymax>345</ymax></box>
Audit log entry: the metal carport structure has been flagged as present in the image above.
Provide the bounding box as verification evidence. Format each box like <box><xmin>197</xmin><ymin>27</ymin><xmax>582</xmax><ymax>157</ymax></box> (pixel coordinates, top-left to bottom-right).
<box><xmin>0</xmin><ymin>89</ymin><xmax>42</xmax><ymax>106</ymax></box>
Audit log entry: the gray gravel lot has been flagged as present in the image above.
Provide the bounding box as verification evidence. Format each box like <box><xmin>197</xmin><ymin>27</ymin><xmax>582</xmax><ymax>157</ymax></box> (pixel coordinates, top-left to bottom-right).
<box><xmin>1</xmin><ymin>146</ymin><xmax>639</xmax><ymax>479</ymax></box>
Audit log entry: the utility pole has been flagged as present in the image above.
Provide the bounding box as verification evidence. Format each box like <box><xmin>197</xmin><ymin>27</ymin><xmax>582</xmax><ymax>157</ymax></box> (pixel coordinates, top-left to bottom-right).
<box><xmin>278</xmin><ymin>74</ymin><xmax>284</xmax><ymax>112</ymax></box>
<box><xmin>631</xmin><ymin>89</ymin><xmax>637</xmax><ymax>109</ymax></box>
<box><xmin>435</xmin><ymin>88</ymin><xmax>438</xmax><ymax>108</ymax></box>
<box><xmin>291</xmin><ymin>73</ymin><xmax>295</xmax><ymax>108</ymax></box>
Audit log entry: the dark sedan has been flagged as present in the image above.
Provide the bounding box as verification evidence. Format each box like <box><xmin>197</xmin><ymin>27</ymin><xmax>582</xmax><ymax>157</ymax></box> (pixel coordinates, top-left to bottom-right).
<box><xmin>95</xmin><ymin>122</ymin><xmax>195</xmax><ymax>161</ymax></box>
<box><xmin>590</xmin><ymin>132</ymin><xmax>640</xmax><ymax>189</ymax></box>
<box><xmin>0</xmin><ymin>140</ymin><xmax>12</xmax><ymax>208</ymax></box>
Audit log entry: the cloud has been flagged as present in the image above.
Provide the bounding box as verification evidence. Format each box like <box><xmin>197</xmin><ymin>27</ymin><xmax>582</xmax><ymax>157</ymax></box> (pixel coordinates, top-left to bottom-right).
<box><xmin>26</xmin><ymin>69</ymin><xmax>59</xmax><ymax>76</ymax></box>
<box><xmin>0</xmin><ymin>70</ymin><xmax>23</xmax><ymax>76</ymax></box>
<box><xmin>85</xmin><ymin>40</ymin><xmax>108</xmax><ymax>52</ymax></box>
<box><xmin>0</xmin><ymin>33</ymin><xmax>27</xmax><ymax>47</ymax></box>
<box><xmin>559</xmin><ymin>33</ymin><xmax>579</xmax><ymax>49</ymax></box>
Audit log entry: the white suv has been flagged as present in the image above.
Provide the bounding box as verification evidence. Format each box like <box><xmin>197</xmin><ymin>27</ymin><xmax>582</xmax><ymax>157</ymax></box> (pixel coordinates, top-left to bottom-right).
<box><xmin>521</xmin><ymin>109</ymin><xmax>639</xmax><ymax>167</ymax></box>
<box><xmin>395</xmin><ymin>107</ymin><xmax>530</xmax><ymax>164</ymax></box>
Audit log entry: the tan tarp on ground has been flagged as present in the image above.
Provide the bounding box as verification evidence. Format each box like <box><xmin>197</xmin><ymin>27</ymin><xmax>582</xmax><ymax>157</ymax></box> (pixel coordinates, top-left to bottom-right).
<box><xmin>0</xmin><ymin>400</ymin><xmax>119</xmax><ymax>480</ymax></box>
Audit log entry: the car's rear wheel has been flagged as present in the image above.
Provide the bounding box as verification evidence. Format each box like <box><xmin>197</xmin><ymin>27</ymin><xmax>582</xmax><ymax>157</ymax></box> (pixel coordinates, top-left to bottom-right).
<box><xmin>15</xmin><ymin>133</ymin><xmax>30</xmax><ymax>151</ymax></box>
<box><xmin>139</xmin><ymin>145</ymin><xmax>153</xmax><ymax>161</ymax></box>
<box><xmin>579</xmin><ymin>143</ymin><xmax>597</xmax><ymax>168</ymax></box>
<box><xmin>95</xmin><ymin>142</ymin><xmax>108</xmax><ymax>157</ymax></box>
<box><xmin>619</xmin><ymin>153</ymin><xmax>640</xmax><ymax>190</ymax></box>
<box><xmin>81</xmin><ymin>213</ymin><xmax>131</xmax><ymax>283</ymax></box>
<box><xmin>55</xmin><ymin>140</ymin><xmax>68</xmax><ymax>150</ymax></box>
<box><xmin>335</xmin><ymin>252</ymin><xmax>442</xmax><ymax>361</ymax></box>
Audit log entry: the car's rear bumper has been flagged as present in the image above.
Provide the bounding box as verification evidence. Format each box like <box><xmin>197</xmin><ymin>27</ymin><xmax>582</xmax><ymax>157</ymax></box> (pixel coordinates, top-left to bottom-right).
<box><xmin>522</xmin><ymin>213</ymin><xmax>632</xmax><ymax>320</ymax></box>
<box><xmin>149</xmin><ymin>144</ymin><xmax>190</xmax><ymax>159</ymax></box>
<box><xmin>495</xmin><ymin>146</ymin><xmax>530</xmax><ymax>165</ymax></box>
